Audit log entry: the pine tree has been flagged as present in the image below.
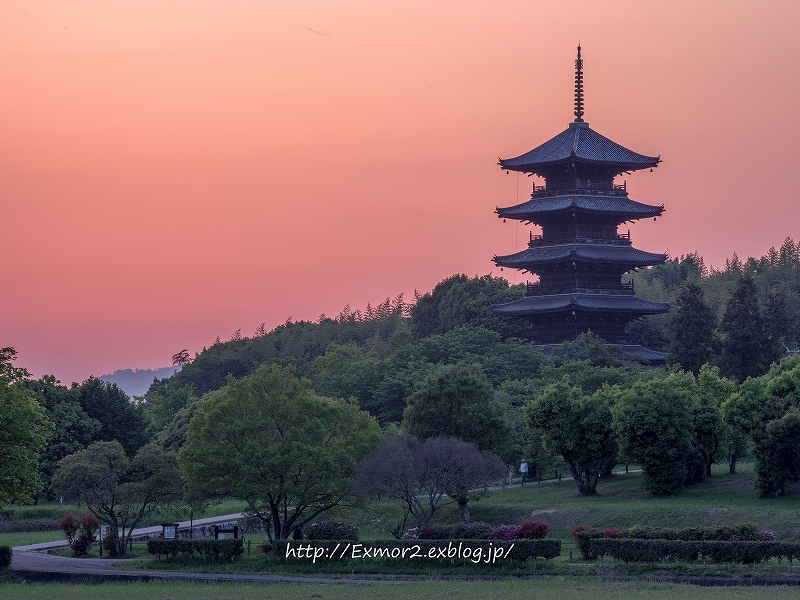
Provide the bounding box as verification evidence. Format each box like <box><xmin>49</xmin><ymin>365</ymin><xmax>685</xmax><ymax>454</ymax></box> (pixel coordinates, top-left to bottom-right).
<box><xmin>667</xmin><ymin>281</ymin><xmax>715</xmax><ymax>374</ymax></box>
<box><xmin>764</xmin><ymin>286</ymin><xmax>791</xmax><ymax>363</ymax></box>
<box><xmin>718</xmin><ymin>275</ymin><xmax>769</xmax><ymax>381</ymax></box>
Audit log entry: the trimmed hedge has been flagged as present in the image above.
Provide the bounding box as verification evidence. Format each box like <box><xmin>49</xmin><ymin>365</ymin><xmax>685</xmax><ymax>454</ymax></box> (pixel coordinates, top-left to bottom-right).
<box><xmin>572</xmin><ymin>524</ymin><xmax>773</xmax><ymax>560</ymax></box>
<box><xmin>147</xmin><ymin>538</ymin><xmax>243</xmax><ymax>561</ymax></box>
<box><xmin>621</xmin><ymin>524</ymin><xmax>762</xmax><ymax>541</ymax></box>
<box><xmin>0</xmin><ymin>518</ymin><xmax>59</xmax><ymax>533</ymax></box>
<box><xmin>573</xmin><ymin>527</ymin><xmax>605</xmax><ymax>559</ymax></box>
<box><xmin>263</xmin><ymin>539</ymin><xmax>561</xmax><ymax>563</ymax></box>
<box><xmin>0</xmin><ymin>545</ymin><xmax>11</xmax><ymax>568</ymax></box>
<box><xmin>588</xmin><ymin>538</ymin><xmax>800</xmax><ymax>567</ymax></box>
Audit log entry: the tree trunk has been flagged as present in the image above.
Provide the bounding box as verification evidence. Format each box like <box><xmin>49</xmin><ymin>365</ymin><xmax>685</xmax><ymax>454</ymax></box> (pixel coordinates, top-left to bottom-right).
<box><xmin>563</xmin><ymin>456</ymin><xmax>594</xmax><ymax>495</ymax></box>
<box><xmin>705</xmin><ymin>435</ymin><xmax>719</xmax><ymax>477</ymax></box>
<box><xmin>457</xmin><ymin>496</ymin><xmax>470</xmax><ymax>523</ymax></box>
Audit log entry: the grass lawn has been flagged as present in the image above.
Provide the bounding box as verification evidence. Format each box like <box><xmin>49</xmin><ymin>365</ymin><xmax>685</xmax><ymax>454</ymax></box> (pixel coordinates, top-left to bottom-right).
<box><xmin>0</xmin><ymin>531</ymin><xmax>63</xmax><ymax>548</ymax></box>
<box><xmin>2</xmin><ymin>579</ymin><xmax>800</xmax><ymax>600</ymax></box>
<box><xmin>464</xmin><ymin>462</ymin><xmax>800</xmax><ymax>549</ymax></box>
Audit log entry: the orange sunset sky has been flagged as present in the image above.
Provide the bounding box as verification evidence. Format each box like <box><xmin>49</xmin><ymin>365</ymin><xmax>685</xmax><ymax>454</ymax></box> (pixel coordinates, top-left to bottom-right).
<box><xmin>2</xmin><ymin>1</ymin><xmax>799</xmax><ymax>385</ymax></box>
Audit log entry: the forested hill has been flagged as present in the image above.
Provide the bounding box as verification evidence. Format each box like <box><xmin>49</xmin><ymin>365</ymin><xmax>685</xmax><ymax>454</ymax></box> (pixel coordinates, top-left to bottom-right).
<box><xmin>130</xmin><ymin>238</ymin><xmax>800</xmax><ymax>463</ymax></box>
<box><xmin>147</xmin><ymin>275</ymin><xmax>532</xmax><ymax>398</ymax></box>
<box><xmin>11</xmin><ymin>238</ymin><xmax>800</xmax><ymax>503</ymax></box>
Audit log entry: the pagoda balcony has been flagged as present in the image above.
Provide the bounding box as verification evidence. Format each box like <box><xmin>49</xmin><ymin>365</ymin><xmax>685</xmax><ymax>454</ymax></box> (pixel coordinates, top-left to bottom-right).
<box><xmin>528</xmin><ymin>230</ymin><xmax>632</xmax><ymax>248</ymax></box>
<box><xmin>532</xmin><ymin>181</ymin><xmax>628</xmax><ymax>198</ymax></box>
<box><xmin>524</xmin><ymin>280</ymin><xmax>636</xmax><ymax>297</ymax></box>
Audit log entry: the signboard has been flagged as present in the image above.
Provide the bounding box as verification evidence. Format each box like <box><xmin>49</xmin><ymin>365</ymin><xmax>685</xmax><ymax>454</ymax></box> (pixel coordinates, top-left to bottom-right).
<box><xmin>162</xmin><ymin>524</ymin><xmax>179</xmax><ymax>539</ymax></box>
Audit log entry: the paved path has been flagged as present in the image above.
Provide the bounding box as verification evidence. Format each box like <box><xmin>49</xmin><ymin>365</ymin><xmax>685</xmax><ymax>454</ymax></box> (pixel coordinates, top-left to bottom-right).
<box><xmin>11</xmin><ymin>512</ymin><xmax>406</xmax><ymax>584</ymax></box>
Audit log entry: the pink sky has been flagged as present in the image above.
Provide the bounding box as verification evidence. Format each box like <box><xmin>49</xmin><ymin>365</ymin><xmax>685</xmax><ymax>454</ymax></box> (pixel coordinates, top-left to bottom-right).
<box><xmin>2</xmin><ymin>1</ymin><xmax>799</xmax><ymax>384</ymax></box>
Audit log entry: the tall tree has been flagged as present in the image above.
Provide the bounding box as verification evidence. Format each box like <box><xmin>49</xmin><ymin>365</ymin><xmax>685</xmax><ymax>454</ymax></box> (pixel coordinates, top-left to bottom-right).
<box><xmin>74</xmin><ymin>377</ymin><xmax>148</xmax><ymax>455</ymax></box>
<box><xmin>667</xmin><ymin>280</ymin><xmax>715</xmax><ymax>374</ymax></box>
<box><xmin>524</xmin><ymin>378</ymin><xmax>616</xmax><ymax>495</ymax></box>
<box><xmin>402</xmin><ymin>363</ymin><xmax>511</xmax><ymax>458</ymax></box>
<box><xmin>179</xmin><ymin>364</ymin><xmax>381</xmax><ymax>540</ymax></box>
<box><xmin>612</xmin><ymin>372</ymin><xmax>695</xmax><ymax>496</ymax></box>
<box><xmin>18</xmin><ymin>375</ymin><xmax>103</xmax><ymax>494</ymax></box>
<box><xmin>0</xmin><ymin>349</ymin><xmax>54</xmax><ymax>504</ymax></box>
<box><xmin>694</xmin><ymin>365</ymin><xmax>737</xmax><ymax>476</ymax></box>
<box><xmin>718</xmin><ymin>275</ymin><xmax>770</xmax><ymax>381</ymax></box>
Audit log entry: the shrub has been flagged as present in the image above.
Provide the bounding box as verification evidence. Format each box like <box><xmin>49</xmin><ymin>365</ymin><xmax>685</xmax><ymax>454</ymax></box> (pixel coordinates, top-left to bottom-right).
<box><xmin>489</xmin><ymin>524</ymin><xmax>522</xmax><ymax>541</ymax></box>
<box><xmin>603</xmin><ymin>528</ymin><xmax>621</xmax><ymax>538</ymax></box>
<box><xmin>58</xmin><ymin>511</ymin><xmax>99</xmax><ymax>556</ymax></box>
<box><xmin>57</xmin><ymin>512</ymin><xmax>79</xmax><ymax>544</ymax></box>
<box><xmin>306</xmin><ymin>521</ymin><xmax>359</xmax><ymax>541</ymax></box>
<box><xmin>0</xmin><ymin>545</ymin><xmax>11</xmax><ymax>568</ymax></box>
<box><xmin>571</xmin><ymin>526</ymin><xmax>603</xmax><ymax>559</ymax></box>
<box><xmin>147</xmin><ymin>538</ymin><xmax>244</xmax><ymax>562</ymax></box>
<box><xmin>520</xmin><ymin>520</ymin><xmax>551</xmax><ymax>539</ymax></box>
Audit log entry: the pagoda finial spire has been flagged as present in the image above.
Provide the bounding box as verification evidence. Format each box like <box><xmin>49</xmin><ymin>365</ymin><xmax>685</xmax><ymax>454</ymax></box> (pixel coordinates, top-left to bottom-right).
<box><xmin>574</xmin><ymin>44</ymin><xmax>584</xmax><ymax>122</ymax></box>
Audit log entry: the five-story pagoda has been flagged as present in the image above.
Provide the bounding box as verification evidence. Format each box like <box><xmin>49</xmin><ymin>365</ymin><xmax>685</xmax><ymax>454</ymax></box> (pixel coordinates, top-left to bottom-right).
<box><xmin>492</xmin><ymin>47</ymin><xmax>670</xmax><ymax>361</ymax></box>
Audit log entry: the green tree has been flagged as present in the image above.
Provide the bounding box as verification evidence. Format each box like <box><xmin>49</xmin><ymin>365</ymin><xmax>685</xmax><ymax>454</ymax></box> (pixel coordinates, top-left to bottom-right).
<box><xmin>179</xmin><ymin>364</ymin><xmax>381</xmax><ymax>540</ymax></box>
<box><xmin>306</xmin><ymin>343</ymin><xmax>380</xmax><ymax>416</ymax></box>
<box><xmin>718</xmin><ymin>275</ymin><xmax>770</xmax><ymax>381</ymax></box>
<box><xmin>525</xmin><ymin>378</ymin><xmax>616</xmax><ymax>495</ymax></box>
<box><xmin>694</xmin><ymin>365</ymin><xmax>737</xmax><ymax>476</ymax></box>
<box><xmin>612</xmin><ymin>372</ymin><xmax>695</xmax><ymax>495</ymax></box>
<box><xmin>410</xmin><ymin>274</ymin><xmax>534</xmax><ymax>340</ymax></box>
<box><xmin>52</xmin><ymin>441</ymin><xmax>182</xmax><ymax>554</ymax></box>
<box><xmin>18</xmin><ymin>375</ymin><xmax>102</xmax><ymax>495</ymax></box>
<box><xmin>752</xmin><ymin>403</ymin><xmax>800</xmax><ymax>497</ymax></box>
<box><xmin>75</xmin><ymin>377</ymin><xmax>148</xmax><ymax>455</ymax></box>
<box><xmin>667</xmin><ymin>281</ymin><xmax>715</xmax><ymax>374</ymax></box>
<box><xmin>721</xmin><ymin>376</ymin><xmax>766</xmax><ymax>473</ymax></box>
<box><xmin>750</xmin><ymin>358</ymin><xmax>800</xmax><ymax>495</ymax></box>
<box><xmin>0</xmin><ymin>349</ymin><xmax>54</xmax><ymax>504</ymax></box>
<box><xmin>141</xmin><ymin>384</ymin><xmax>197</xmax><ymax>439</ymax></box>
<box><xmin>402</xmin><ymin>363</ymin><xmax>511</xmax><ymax>456</ymax></box>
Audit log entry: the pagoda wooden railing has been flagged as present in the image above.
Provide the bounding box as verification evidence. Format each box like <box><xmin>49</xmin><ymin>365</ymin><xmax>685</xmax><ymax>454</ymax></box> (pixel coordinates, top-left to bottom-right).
<box><xmin>525</xmin><ymin>280</ymin><xmax>635</xmax><ymax>297</ymax></box>
<box><xmin>531</xmin><ymin>181</ymin><xmax>627</xmax><ymax>197</ymax></box>
<box><xmin>528</xmin><ymin>230</ymin><xmax>632</xmax><ymax>247</ymax></box>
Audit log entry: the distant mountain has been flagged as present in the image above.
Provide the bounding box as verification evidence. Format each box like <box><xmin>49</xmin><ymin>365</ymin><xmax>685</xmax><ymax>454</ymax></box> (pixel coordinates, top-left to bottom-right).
<box><xmin>100</xmin><ymin>366</ymin><xmax>181</xmax><ymax>398</ymax></box>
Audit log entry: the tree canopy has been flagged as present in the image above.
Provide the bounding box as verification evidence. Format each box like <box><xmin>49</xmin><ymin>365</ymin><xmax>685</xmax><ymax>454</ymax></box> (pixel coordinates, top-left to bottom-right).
<box><xmin>525</xmin><ymin>378</ymin><xmax>616</xmax><ymax>495</ymax></box>
<box><xmin>0</xmin><ymin>348</ymin><xmax>54</xmax><ymax>504</ymax></box>
<box><xmin>52</xmin><ymin>441</ymin><xmax>182</xmax><ymax>554</ymax></box>
<box><xmin>402</xmin><ymin>362</ymin><xmax>511</xmax><ymax>459</ymax></box>
<box><xmin>179</xmin><ymin>364</ymin><xmax>382</xmax><ymax>540</ymax></box>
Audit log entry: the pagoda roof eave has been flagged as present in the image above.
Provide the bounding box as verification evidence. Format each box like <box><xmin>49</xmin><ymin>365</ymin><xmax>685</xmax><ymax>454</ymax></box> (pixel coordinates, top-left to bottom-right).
<box><xmin>496</xmin><ymin>195</ymin><xmax>664</xmax><ymax>221</ymax></box>
<box><xmin>498</xmin><ymin>121</ymin><xmax>660</xmax><ymax>174</ymax></box>
<box><xmin>494</xmin><ymin>244</ymin><xmax>667</xmax><ymax>269</ymax></box>
<box><xmin>491</xmin><ymin>293</ymin><xmax>670</xmax><ymax>316</ymax></box>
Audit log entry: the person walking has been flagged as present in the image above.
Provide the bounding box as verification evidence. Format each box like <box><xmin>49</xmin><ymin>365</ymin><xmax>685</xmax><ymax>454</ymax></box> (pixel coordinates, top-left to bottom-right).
<box><xmin>519</xmin><ymin>460</ymin><xmax>529</xmax><ymax>486</ymax></box>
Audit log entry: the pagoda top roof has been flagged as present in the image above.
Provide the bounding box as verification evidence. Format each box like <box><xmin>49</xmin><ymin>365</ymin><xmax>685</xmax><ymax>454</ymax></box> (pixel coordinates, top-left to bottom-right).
<box><xmin>491</xmin><ymin>293</ymin><xmax>670</xmax><ymax>316</ymax></box>
<box><xmin>497</xmin><ymin>194</ymin><xmax>663</xmax><ymax>221</ymax></box>
<box><xmin>498</xmin><ymin>121</ymin><xmax>660</xmax><ymax>175</ymax></box>
<box><xmin>494</xmin><ymin>244</ymin><xmax>667</xmax><ymax>269</ymax></box>
<box><xmin>499</xmin><ymin>46</ymin><xmax>659</xmax><ymax>176</ymax></box>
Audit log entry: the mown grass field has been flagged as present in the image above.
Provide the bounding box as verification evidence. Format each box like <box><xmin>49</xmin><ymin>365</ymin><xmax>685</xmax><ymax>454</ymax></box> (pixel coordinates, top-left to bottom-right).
<box><xmin>464</xmin><ymin>463</ymin><xmax>800</xmax><ymax>548</ymax></box>
<box><xmin>2</xmin><ymin>579</ymin><xmax>800</xmax><ymax>600</ymax></box>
